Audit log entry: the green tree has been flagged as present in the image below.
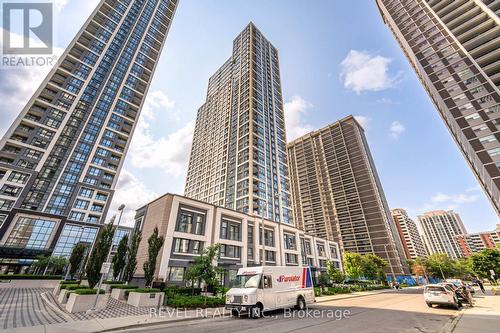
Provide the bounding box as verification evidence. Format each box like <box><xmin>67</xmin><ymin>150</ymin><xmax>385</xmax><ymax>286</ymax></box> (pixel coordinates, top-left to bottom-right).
<box><xmin>143</xmin><ymin>226</ymin><xmax>164</xmax><ymax>287</ymax></box>
<box><xmin>86</xmin><ymin>223</ymin><xmax>116</xmax><ymax>288</ymax></box>
<box><xmin>453</xmin><ymin>258</ymin><xmax>473</xmax><ymax>279</ymax></box>
<box><xmin>326</xmin><ymin>260</ymin><xmax>345</xmax><ymax>283</ymax></box>
<box><xmin>343</xmin><ymin>252</ymin><xmax>363</xmax><ymax>280</ymax></box>
<box><xmin>50</xmin><ymin>256</ymin><xmax>68</xmax><ymax>274</ymax></box>
<box><xmin>470</xmin><ymin>248</ymin><xmax>500</xmax><ymax>282</ymax></box>
<box><xmin>123</xmin><ymin>232</ymin><xmax>141</xmax><ymax>284</ymax></box>
<box><xmin>426</xmin><ymin>253</ymin><xmax>455</xmax><ymax>279</ymax></box>
<box><xmin>68</xmin><ymin>243</ymin><xmax>87</xmax><ymax>278</ymax></box>
<box><xmin>112</xmin><ymin>235</ymin><xmax>128</xmax><ymax>280</ymax></box>
<box><xmin>32</xmin><ymin>255</ymin><xmax>50</xmax><ymax>275</ymax></box>
<box><xmin>361</xmin><ymin>254</ymin><xmax>388</xmax><ymax>281</ymax></box>
<box><xmin>408</xmin><ymin>257</ymin><xmax>428</xmax><ymax>284</ymax></box>
<box><xmin>318</xmin><ymin>272</ymin><xmax>330</xmax><ymax>287</ymax></box>
<box><xmin>185</xmin><ymin>244</ymin><xmax>224</xmax><ymax>303</ymax></box>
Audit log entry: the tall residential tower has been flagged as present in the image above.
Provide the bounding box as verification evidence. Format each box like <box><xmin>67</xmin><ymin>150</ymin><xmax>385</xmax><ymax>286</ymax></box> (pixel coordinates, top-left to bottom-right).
<box><xmin>418</xmin><ymin>210</ymin><xmax>467</xmax><ymax>259</ymax></box>
<box><xmin>185</xmin><ymin>23</ymin><xmax>293</xmax><ymax>224</ymax></box>
<box><xmin>391</xmin><ymin>208</ymin><xmax>428</xmax><ymax>260</ymax></box>
<box><xmin>0</xmin><ymin>0</ymin><xmax>178</xmax><ymax>271</ymax></box>
<box><xmin>376</xmin><ymin>0</ymin><xmax>500</xmax><ymax>215</ymax></box>
<box><xmin>287</xmin><ymin>116</ymin><xmax>409</xmax><ymax>275</ymax></box>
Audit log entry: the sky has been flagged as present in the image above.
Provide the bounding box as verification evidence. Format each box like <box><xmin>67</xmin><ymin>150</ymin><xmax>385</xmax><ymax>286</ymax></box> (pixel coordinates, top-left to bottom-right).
<box><xmin>0</xmin><ymin>0</ymin><xmax>498</xmax><ymax>232</ymax></box>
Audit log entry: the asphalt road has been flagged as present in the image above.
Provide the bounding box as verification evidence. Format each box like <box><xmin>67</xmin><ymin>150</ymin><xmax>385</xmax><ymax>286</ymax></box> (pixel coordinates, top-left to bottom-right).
<box><xmin>114</xmin><ymin>288</ymin><xmax>458</xmax><ymax>333</ymax></box>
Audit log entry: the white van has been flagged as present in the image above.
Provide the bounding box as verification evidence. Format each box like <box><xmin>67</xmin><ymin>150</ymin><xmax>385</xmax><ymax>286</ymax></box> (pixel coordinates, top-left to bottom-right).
<box><xmin>225</xmin><ymin>266</ymin><xmax>315</xmax><ymax>318</ymax></box>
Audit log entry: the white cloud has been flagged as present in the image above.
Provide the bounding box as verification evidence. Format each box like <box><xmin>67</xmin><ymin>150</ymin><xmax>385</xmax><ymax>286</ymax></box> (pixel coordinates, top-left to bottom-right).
<box><xmin>430</xmin><ymin>192</ymin><xmax>479</xmax><ymax>205</ymax></box>
<box><xmin>108</xmin><ymin>169</ymin><xmax>158</xmax><ymax>227</ymax></box>
<box><xmin>378</xmin><ymin>97</ymin><xmax>400</xmax><ymax>105</ymax></box>
<box><xmin>354</xmin><ymin>115</ymin><xmax>370</xmax><ymax>130</ymax></box>
<box><xmin>54</xmin><ymin>0</ymin><xmax>69</xmax><ymax>12</ymax></box>
<box><xmin>389</xmin><ymin>120</ymin><xmax>405</xmax><ymax>139</ymax></box>
<box><xmin>284</xmin><ymin>96</ymin><xmax>314</xmax><ymax>141</ymax></box>
<box><xmin>127</xmin><ymin>90</ymin><xmax>193</xmax><ymax>177</ymax></box>
<box><xmin>340</xmin><ymin>50</ymin><xmax>400</xmax><ymax>94</ymax></box>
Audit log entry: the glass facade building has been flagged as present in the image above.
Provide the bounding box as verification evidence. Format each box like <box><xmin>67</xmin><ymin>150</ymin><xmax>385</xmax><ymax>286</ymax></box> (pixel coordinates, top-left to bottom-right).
<box><xmin>376</xmin><ymin>0</ymin><xmax>500</xmax><ymax>215</ymax></box>
<box><xmin>185</xmin><ymin>23</ymin><xmax>293</xmax><ymax>224</ymax></box>
<box><xmin>0</xmin><ymin>0</ymin><xmax>178</xmax><ymax>271</ymax></box>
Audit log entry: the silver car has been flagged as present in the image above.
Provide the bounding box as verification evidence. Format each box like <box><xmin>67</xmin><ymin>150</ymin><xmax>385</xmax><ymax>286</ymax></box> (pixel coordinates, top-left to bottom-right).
<box><xmin>424</xmin><ymin>284</ymin><xmax>460</xmax><ymax>309</ymax></box>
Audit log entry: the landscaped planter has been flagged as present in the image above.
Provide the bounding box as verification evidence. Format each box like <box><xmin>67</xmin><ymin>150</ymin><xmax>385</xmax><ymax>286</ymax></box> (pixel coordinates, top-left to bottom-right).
<box><xmin>110</xmin><ymin>288</ymin><xmax>134</xmax><ymax>301</ymax></box>
<box><xmin>102</xmin><ymin>282</ymin><xmax>123</xmax><ymax>294</ymax></box>
<box><xmin>65</xmin><ymin>293</ymin><xmax>107</xmax><ymax>313</ymax></box>
<box><xmin>127</xmin><ymin>291</ymin><xmax>164</xmax><ymax>307</ymax></box>
<box><xmin>53</xmin><ymin>284</ymin><xmax>61</xmax><ymax>296</ymax></box>
<box><xmin>57</xmin><ymin>289</ymin><xmax>71</xmax><ymax>304</ymax></box>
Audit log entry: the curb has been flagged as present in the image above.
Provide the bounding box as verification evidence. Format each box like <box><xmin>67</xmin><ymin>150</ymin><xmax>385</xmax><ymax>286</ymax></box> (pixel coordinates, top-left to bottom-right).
<box><xmin>439</xmin><ymin>307</ymin><xmax>466</xmax><ymax>333</ymax></box>
<box><xmin>40</xmin><ymin>291</ymin><xmax>74</xmax><ymax>322</ymax></box>
<box><xmin>99</xmin><ymin>309</ymin><xmax>231</xmax><ymax>333</ymax></box>
<box><xmin>315</xmin><ymin>287</ymin><xmax>420</xmax><ymax>304</ymax></box>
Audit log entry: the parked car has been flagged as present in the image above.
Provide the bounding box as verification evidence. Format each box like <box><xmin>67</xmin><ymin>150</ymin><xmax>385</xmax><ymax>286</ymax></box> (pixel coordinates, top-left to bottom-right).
<box><xmin>424</xmin><ymin>284</ymin><xmax>460</xmax><ymax>309</ymax></box>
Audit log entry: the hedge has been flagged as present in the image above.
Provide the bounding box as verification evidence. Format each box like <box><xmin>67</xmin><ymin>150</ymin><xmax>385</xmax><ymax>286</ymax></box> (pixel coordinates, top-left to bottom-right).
<box><xmin>166</xmin><ymin>295</ymin><xmax>225</xmax><ymax>309</ymax></box>
<box><xmin>66</xmin><ymin>285</ymin><xmax>90</xmax><ymax>291</ymax></box>
<box><xmin>72</xmin><ymin>288</ymin><xmax>104</xmax><ymax>295</ymax></box>
<box><xmin>315</xmin><ymin>284</ymin><xmax>389</xmax><ymax>297</ymax></box>
<box><xmin>110</xmin><ymin>284</ymin><xmax>138</xmax><ymax>290</ymax></box>
<box><xmin>60</xmin><ymin>284</ymin><xmax>80</xmax><ymax>290</ymax></box>
<box><xmin>60</xmin><ymin>280</ymin><xmax>80</xmax><ymax>285</ymax></box>
<box><xmin>165</xmin><ymin>286</ymin><xmax>202</xmax><ymax>297</ymax></box>
<box><xmin>0</xmin><ymin>274</ymin><xmax>62</xmax><ymax>280</ymax></box>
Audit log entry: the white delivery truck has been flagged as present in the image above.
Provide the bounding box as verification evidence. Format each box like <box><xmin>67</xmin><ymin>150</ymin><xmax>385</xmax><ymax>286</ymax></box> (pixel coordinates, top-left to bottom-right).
<box><xmin>225</xmin><ymin>266</ymin><xmax>315</xmax><ymax>318</ymax></box>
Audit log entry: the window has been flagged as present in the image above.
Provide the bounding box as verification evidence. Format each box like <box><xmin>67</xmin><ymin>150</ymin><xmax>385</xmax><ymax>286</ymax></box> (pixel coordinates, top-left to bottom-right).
<box><xmin>7</xmin><ymin>171</ymin><xmax>30</xmax><ymax>184</ymax></box>
<box><xmin>1</xmin><ymin>185</ymin><xmax>22</xmax><ymax>197</ymax></box>
<box><xmin>69</xmin><ymin>211</ymin><xmax>84</xmax><ymax>221</ymax></box>
<box><xmin>0</xmin><ymin>214</ymin><xmax>6</xmax><ymax>229</ymax></box>
<box><xmin>259</xmin><ymin>228</ymin><xmax>275</xmax><ymax>247</ymax></box>
<box><xmin>220</xmin><ymin>244</ymin><xmax>241</xmax><ymax>258</ymax></box>
<box><xmin>79</xmin><ymin>187</ymin><xmax>94</xmax><ymax>198</ymax></box>
<box><xmin>330</xmin><ymin>246</ymin><xmax>339</xmax><ymax>259</ymax></box>
<box><xmin>479</xmin><ymin>135</ymin><xmax>496</xmax><ymax>144</ymax></box>
<box><xmin>0</xmin><ymin>199</ymin><xmax>14</xmax><ymax>210</ymax></box>
<box><xmin>283</xmin><ymin>233</ymin><xmax>296</xmax><ymax>250</ymax></box>
<box><xmin>487</xmin><ymin>148</ymin><xmax>500</xmax><ymax>158</ymax></box>
<box><xmin>74</xmin><ymin>199</ymin><xmax>89</xmax><ymax>210</ymax></box>
<box><xmin>317</xmin><ymin>243</ymin><xmax>326</xmax><ymax>256</ymax></box>
<box><xmin>168</xmin><ymin>267</ymin><xmax>184</xmax><ymax>282</ymax></box>
<box><xmin>220</xmin><ymin>219</ymin><xmax>241</xmax><ymax>241</ymax></box>
<box><xmin>464</xmin><ymin>113</ymin><xmax>480</xmax><ymax>121</ymax></box>
<box><xmin>263</xmin><ymin>275</ymin><xmax>272</xmax><ymax>289</ymax></box>
<box><xmin>95</xmin><ymin>193</ymin><xmax>108</xmax><ymax>202</ymax></box>
<box><xmin>175</xmin><ymin>208</ymin><xmax>205</xmax><ymax>235</ymax></box>
<box><xmin>173</xmin><ymin>238</ymin><xmax>202</xmax><ymax>254</ymax></box>
<box><xmin>52</xmin><ymin>224</ymin><xmax>97</xmax><ymax>257</ymax></box>
<box><xmin>4</xmin><ymin>217</ymin><xmax>56</xmax><ymax>249</ymax></box>
<box><xmin>87</xmin><ymin>215</ymin><xmax>99</xmax><ymax>223</ymax></box>
<box><xmin>286</xmin><ymin>253</ymin><xmax>298</xmax><ymax>265</ymax></box>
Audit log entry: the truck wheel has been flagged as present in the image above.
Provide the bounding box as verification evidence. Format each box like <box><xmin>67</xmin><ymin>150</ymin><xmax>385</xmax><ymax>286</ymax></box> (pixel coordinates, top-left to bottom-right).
<box><xmin>250</xmin><ymin>304</ymin><xmax>263</xmax><ymax>319</ymax></box>
<box><xmin>295</xmin><ymin>296</ymin><xmax>306</xmax><ymax>311</ymax></box>
<box><xmin>231</xmin><ymin>309</ymin><xmax>240</xmax><ymax>317</ymax></box>
<box><xmin>426</xmin><ymin>303</ymin><xmax>433</xmax><ymax>308</ymax></box>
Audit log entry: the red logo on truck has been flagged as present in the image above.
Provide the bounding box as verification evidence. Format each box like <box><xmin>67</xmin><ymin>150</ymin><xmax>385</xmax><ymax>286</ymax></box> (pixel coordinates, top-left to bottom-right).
<box><xmin>276</xmin><ymin>275</ymin><xmax>301</xmax><ymax>283</ymax></box>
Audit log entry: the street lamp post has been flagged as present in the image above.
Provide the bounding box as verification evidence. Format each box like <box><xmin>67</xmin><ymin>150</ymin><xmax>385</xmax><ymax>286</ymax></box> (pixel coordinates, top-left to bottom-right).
<box><xmin>91</xmin><ymin>204</ymin><xmax>125</xmax><ymax>311</ymax></box>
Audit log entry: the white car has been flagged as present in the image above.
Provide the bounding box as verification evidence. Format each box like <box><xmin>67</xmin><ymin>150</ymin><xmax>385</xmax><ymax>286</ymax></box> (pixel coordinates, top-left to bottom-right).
<box><xmin>424</xmin><ymin>284</ymin><xmax>460</xmax><ymax>309</ymax></box>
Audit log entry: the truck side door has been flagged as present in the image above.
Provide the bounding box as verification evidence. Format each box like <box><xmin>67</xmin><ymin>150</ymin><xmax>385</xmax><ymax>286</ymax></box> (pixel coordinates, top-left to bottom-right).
<box><xmin>262</xmin><ymin>275</ymin><xmax>275</xmax><ymax>310</ymax></box>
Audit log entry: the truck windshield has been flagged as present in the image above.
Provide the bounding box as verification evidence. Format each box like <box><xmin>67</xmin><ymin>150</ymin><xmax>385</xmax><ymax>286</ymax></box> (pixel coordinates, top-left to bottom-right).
<box><xmin>233</xmin><ymin>274</ymin><xmax>261</xmax><ymax>288</ymax></box>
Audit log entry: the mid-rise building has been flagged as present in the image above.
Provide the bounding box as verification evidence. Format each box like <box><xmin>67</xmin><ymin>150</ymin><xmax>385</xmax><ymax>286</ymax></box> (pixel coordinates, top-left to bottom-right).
<box><xmin>418</xmin><ymin>210</ymin><xmax>467</xmax><ymax>259</ymax></box>
<box><xmin>184</xmin><ymin>23</ymin><xmax>293</xmax><ymax>225</ymax></box>
<box><xmin>287</xmin><ymin>116</ymin><xmax>409</xmax><ymax>275</ymax></box>
<box><xmin>0</xmin><ymin>0</ymin><xmax>179</xmax><ymax>272</ymax></box>
<box><xmin>132</xmin><ymin>193</ymin><xmax>342</xmax><ymax>286</ymax></box>
<box><xmin>456</xmin><ymin>224</ymin><xmax>500</xmax><ymax>256</ymax></box>
<box><xmin>391</xmin><ymin>208</ymin><xmax>428</xmax><ymax>259</ymax></box>
<box><xmin>376</xmin><ymin>0</ymin><xmax>500</xmax><ymax>215</ymax></box>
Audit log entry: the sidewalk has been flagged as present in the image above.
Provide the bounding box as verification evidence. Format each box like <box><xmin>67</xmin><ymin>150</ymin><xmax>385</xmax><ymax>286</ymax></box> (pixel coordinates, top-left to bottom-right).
<box><xmin>315</xmin><ymin>285</ymin><xmax>421</xmax><ymax>303</ymax></box>
<box><xmin>450</xmin><ymin>287</ymin><xmax>500</xmax><ymax>333</ymax></box>
<box><xmin>1</xmin><ymin>307</ymin><xmax>230</xmax><ymax>333</ymax></box>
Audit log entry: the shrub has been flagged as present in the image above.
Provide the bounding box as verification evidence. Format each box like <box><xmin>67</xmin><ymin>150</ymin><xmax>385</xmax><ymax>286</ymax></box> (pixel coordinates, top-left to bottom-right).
<box><xmin>60</xmin><ymin>284</ymin><xmax>80</xmax><ymax>290</ymax></box>
<box><xmin>110</xmin><ymin>284</ymin><xmax>138</xmax><ymax>290</ymax></box>
<box><xmin>73</xmin><ymin>288</ymin><xmax>104</xmax><ymax>295</ymax></box>
<box><xmin>165</xmin><ymin>286</ymin><xmax>202</xmax><ymax>297</ymax></box>
<box><xmin>66</xmin><ymin>285</ymin><xmax>90</xmax><ymax>291</ymax></box>
<box><xmin>165</xmin><ymin>295</ymin><xmax>225</xmax><ymax>309</ymax></box>
<box><xmin>60</xmin><ymin>280</ymin><xmax>80</xmax><ymax>285</ymax></box>
<box><xmin>0</xmin><ymin>274</ymin><xmax>62</xmax><ymax>280</ymax></box>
